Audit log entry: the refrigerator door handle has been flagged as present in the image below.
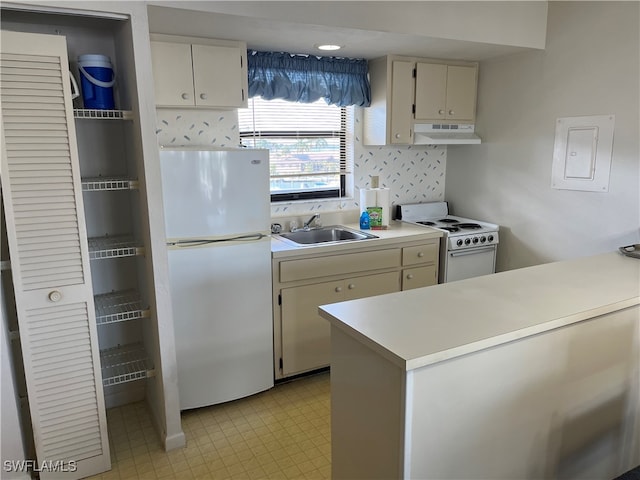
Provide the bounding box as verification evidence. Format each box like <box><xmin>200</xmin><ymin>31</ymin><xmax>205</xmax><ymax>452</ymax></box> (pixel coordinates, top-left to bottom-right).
<box><xmin>167</xmin><ymin>233</ymin><xmax>268</xmax><ymax>247</ymax></box>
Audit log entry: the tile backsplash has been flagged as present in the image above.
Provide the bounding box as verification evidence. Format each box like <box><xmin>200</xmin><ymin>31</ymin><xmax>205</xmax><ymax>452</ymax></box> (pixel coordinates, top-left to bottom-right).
<box><xmin>155</xmin><ymin>107</ymin><xmax>446</xmax><ymax>220</ymax></box>
<box><xmin>155</xmin><ymin>109</ymin><xmax>239</xmax><ymax>147</ymax></box>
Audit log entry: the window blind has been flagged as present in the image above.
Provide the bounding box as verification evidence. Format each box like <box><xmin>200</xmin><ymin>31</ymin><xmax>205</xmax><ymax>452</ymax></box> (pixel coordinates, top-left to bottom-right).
<box><xmin>239</xmin><ymin>97</ymin><xmax>348</xmax><ymax>200</ymax></box>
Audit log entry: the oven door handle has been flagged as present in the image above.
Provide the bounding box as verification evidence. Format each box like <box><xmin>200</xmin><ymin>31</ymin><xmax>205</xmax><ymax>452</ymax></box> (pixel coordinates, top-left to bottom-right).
<box><xmin>449</xmin><ymin>246</ymin><xmax>496</xmax><ymax>257</ymax></box>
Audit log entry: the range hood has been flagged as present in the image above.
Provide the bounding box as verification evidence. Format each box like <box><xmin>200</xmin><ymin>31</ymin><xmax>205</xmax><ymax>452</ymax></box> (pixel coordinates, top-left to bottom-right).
<box><xmin>413</xmin><ymin>123</ymin><xmax>481</xmax><ymax>145</ymax></box>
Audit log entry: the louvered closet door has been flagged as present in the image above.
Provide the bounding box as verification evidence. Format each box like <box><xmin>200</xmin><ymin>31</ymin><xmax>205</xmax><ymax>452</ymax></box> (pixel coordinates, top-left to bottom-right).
<box><xmin>0</xmin><ymin>30</ymin><xmax>110</xmax><ymax>479</ymax></box>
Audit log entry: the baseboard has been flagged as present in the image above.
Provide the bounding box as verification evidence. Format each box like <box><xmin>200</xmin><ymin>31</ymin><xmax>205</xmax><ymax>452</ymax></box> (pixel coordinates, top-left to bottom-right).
<box><xmin>145</xmin><ymin>396</ymin><xmax>186</xmax><ymax>452</ymax></box>
<box><xmin>163</xmin><ymin>431</ymin><xmax>186</xmax><ymax>451</ymax></box>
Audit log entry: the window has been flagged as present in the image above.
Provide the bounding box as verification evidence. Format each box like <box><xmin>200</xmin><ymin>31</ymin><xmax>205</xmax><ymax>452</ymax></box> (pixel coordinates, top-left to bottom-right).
<box><xmin>238</xmin><ymin>97</ymin><xmax>348</xmax><ymax>202</ymax></box>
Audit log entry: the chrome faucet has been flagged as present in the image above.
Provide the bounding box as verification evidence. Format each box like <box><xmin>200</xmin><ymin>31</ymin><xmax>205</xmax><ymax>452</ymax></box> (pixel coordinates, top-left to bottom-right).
<box><xmin>303</xmin><ymin>214</ymin><xmax>321</xmax><ymax>230</ymax></box>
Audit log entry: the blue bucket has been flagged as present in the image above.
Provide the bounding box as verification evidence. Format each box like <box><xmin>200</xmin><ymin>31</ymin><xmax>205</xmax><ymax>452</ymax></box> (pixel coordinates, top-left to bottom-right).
<box><xmin>78</xmin><ymin>54</ymin><xmax>115</xmax><ymax>110</ymax></box>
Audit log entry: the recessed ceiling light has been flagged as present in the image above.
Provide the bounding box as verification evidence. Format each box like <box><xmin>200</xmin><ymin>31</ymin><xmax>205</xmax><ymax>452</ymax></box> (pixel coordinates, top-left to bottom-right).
<box><xmin>316</xmin><ymin>44</ymin><xmax>342</xmax><ymax>51</ymax></box>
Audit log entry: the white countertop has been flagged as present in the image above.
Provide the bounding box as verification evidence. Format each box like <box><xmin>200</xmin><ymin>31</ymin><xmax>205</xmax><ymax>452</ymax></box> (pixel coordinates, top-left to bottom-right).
<box><xmin>319</xmin><ymin>252</ymin><xmax>640</xmax><ymax>371</ymax></box>
<box><xmin>271</xmin><ymin>220</ymin><xmax>442</xmax><ymax>258</ymax></box>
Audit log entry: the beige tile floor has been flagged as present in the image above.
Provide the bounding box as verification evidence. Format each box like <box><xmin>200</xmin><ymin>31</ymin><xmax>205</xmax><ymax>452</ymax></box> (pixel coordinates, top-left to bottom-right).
<box><xmin>90</xmin><ymin>372</ymin><xmax>330</xmax><ymax>480</ymax></box>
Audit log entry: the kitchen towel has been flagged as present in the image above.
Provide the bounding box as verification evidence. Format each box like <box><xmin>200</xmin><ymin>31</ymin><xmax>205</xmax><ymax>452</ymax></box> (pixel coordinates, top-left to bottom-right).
<box><xmin>360</xmin><ymin>188</ymin><xmax>377</xmax><ymax>213</ymax></box>
<box><xmin>360</xmin><ymin>187</ymin><xmax>391</xmax><ymax>228</ymax></box>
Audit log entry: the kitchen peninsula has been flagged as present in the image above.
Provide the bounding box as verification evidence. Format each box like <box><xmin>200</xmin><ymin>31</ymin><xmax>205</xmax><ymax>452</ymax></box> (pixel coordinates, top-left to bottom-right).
<box><xmin>319</xmin><ymin>252</ymin><xmax>640</xmax><ymax>479</ymax></box>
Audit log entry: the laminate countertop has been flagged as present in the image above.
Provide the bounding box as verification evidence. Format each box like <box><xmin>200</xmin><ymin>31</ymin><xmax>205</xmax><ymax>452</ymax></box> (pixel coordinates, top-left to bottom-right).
<box><xmin>271</xmin><ymin>220</ymin><xmax>443</xmax><ymax>258</ymax></box>
<box><xmin>319</xmin><ymin>252</ymin><xmax>640</xmax><ymax>371</ymax></box>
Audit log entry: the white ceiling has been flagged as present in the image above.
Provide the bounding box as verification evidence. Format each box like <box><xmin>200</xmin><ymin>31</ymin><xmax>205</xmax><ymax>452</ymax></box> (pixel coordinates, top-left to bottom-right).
<box><xmin>146</xmin><ymin>3</ymin><xmax>541</xmax><ymax>62</ymax></box>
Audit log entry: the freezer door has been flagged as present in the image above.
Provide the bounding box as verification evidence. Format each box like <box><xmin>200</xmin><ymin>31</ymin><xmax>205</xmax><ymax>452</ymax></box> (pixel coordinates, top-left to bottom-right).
<box><xmin>160</xmin><ymin>148</ymin><xmax>270</xmax><ymax>238</ymax></box>
<box><xmin>168</xmin><ymin>238</ymin><xmax>274</xmax><ymax>409</ymax></box>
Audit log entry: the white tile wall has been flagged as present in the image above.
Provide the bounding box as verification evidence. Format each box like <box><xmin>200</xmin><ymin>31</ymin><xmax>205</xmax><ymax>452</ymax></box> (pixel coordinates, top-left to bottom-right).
<box><xmin>155</xmin><ymin>107</ymin><xmax>446</xmax><ymax>220</ymax></box>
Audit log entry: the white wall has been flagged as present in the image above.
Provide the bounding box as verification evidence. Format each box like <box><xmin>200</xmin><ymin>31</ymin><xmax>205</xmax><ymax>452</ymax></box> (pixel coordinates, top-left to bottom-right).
<box><xmin>1</xmin><ymin>278</ymin><xmax>28</xmax><ymax>480</ymax></box>
<box><xmin>445</xmin><ymin>1</ymin><xmax>640</xmax><ymax>271</ymax></box>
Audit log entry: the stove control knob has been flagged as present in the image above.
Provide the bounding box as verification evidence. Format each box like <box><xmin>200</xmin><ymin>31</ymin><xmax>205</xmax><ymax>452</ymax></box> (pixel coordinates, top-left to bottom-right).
<box><xmin>456</xmin><ymin>239</ymin><xmax>463</xmax><ymax>247</ymax></box>
<box><xmin>473</xmin><ymin>237</ymin><xmax>479</xmax><ymax>244</ymax></box>
<box><xmin>464</xmin><ymin>238</ymin><xmax>471</xmax><ymax>245</ymax></box>
<box><xmin>488</xmin><ymin>235</ymin><xmax>494</xmax><ymax>242</ymax></box>
<box><xmin>480</xmin><ymin>236</ymin><xmax>486</xmax><ymax>243</ymax></box>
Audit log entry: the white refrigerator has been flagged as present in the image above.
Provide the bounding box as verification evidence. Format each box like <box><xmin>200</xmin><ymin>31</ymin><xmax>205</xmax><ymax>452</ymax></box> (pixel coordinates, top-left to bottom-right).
<box><xmin>159</xmin><ymin>147</ymin><xmax>273</xmax><ymax>410</ymax></box>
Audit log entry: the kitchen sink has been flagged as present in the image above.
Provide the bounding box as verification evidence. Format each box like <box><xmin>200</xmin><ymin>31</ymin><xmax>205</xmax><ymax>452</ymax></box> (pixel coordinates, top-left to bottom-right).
<box><xmin>277</xmin><ymin>225</ymin><xmax>378</xmax><ymax>246</ymax></box>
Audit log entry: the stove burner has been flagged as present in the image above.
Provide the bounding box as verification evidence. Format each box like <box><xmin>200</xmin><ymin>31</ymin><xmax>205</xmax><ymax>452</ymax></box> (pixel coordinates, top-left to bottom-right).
<box><xmin>456</xmin><ymin>223</ymin><xmax>482</xmax><ymax>229</ymax></box>
<box><xmin>440</xmin><ymin>226</ymin><xmax>459</xmax><ymax>233</ymax></box>
<box><xmin>417</xmin><ymin>221</ymin><xmax>436</xmax><ymax>226</ymax></box>
<box><xmin>438</xmin><ymin>218</ymin><xmax>459</xmax><ymax>224</ymax></box>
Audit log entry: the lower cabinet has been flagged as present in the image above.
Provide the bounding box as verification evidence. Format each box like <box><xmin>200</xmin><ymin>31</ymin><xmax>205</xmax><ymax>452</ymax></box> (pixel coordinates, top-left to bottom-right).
<box><xmin>402</xmin><ymin>265</ymin><xmax>438</xmax><ymax>290</ymax></box>
<box><xmin>281</xmin><ymin>272</ymin><xmax>399</xmax><ymax>377</ymax></box>
<box><xmin>401</xmin><ymin>243</ymin><xmax>439</xmax><ymax>290</ymax></box>
<box><xmin>273</xmin><ymin>237</ymin><xmax>440</xmax><ymax>379</ymax></box>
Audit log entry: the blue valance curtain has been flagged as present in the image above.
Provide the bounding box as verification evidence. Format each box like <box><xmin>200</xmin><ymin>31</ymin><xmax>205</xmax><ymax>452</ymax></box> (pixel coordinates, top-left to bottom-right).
<box><xmin>247</xmin><ymin>50</ymin><xmax>371</xmax><ymax>107</ymax></box>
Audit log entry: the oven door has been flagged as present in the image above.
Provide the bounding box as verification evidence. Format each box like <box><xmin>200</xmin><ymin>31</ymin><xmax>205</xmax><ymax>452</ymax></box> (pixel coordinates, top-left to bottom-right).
<box><xmin>443</xmin><ymin>245</ymin><xmax>496</xmax><ymax>283</ymax></box>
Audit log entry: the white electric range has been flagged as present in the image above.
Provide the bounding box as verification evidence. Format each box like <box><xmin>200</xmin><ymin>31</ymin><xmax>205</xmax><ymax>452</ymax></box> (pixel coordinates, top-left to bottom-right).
<box><xmin>397</xmin><ymin>202</ymin><xmax>499</xmax><ymax>283</ymax></box>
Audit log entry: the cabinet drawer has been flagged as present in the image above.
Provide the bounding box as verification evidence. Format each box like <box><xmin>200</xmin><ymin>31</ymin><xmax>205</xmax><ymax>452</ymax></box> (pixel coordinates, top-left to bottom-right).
<box><xmin>345</xmin><ymin>271</ymin><xmax>400</xmax><ymax>300</ymax></box>
<box><xmin>402</xmin><ymin>265</ymin><xmax>437</xmax><ymax>290</ymax></box>
<box><xmin>280</xmin><ymin>249</ymin><xmax>400</xmax><ymax>283</ymax></box>
<box><xmin>402</xmin><ymin>243</ymin><xmax>439</xmax><ymax>266</ymax></box>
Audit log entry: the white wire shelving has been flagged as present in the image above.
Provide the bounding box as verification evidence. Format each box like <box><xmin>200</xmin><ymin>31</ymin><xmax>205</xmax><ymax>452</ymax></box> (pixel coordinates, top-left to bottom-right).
<box><xmin>82</xmin><ymin>177</ymin><xmax>139</xmax><ymax>191</ymax></box>
<box><xmin>88</xmin><ymin>235</ymin><xmax>145</xmax><ymax>260</ymax></box>
<box><xmin>100</xmin><ymin>343</ymin><xmax>155</xmax><ymax>387</ymax></box>
<box><xmin>73</xmin><ymin>109</ymin><xmax>133</xmax><ymax>120</ymax></box>
<box><xmin>94</xmin><ymin>290</ymin><xmax>150</xmax><ymax>325</ymax></box>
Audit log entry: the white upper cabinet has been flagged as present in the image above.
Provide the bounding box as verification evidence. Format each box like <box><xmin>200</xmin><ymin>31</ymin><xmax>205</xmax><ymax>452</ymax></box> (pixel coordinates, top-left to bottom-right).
<box><xmin>363</xmin><ymin>55</ymin><xmax>478</xmax><ymax>146</ymax></box>
<box><xmin>150</xmin><ymin>35</ymin><xmax>248</xmax><ymax>108</ymax></box>
<box><xmin>150</xmin><ymin>42</ymin><xmax>194</xmax><ymax>106</ymax></box>
<box><xmin>415</xmin><ymin>63</ymin><xmax>477</xmax><ymax>122</ymax></box>
<box><xmin>191</xmin><ymin>44</ymin><xmax>246</xmax><ymax>107</ymax></box>
<box><xmin>389</xmin><ymin>60</ymin><xmax>415</xmax><ymax>144</ymax></box>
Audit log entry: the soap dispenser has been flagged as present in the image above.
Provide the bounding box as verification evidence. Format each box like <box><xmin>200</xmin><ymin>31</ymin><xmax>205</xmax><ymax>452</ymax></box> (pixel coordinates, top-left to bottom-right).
<box><xmin>359</xmin><ymin>210</ymin><xmax>370</xmax><ymax>230</ymax></box>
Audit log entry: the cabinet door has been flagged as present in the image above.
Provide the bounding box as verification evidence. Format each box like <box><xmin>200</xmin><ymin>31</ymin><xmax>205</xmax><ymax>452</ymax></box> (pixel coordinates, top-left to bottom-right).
<box><xmin>150</xmin><ymin>41</ymin><xmax>195</xmax><ymax>106</ymax></box>
<box><xmin>344</xmin><ymin>271</ymin><xmax>400</xmax><ymax>300</ymax></box>
<box><xmin>389</xmin><ymin>60</ymin><xmax>415</xmax><ymax>144</ymax></box>
<box><xmin>1</xmin><ymin>30</ymin><xmax>110</xmax><ymax>479</ymax></box>
<box><xmin>414</xmin><ymin>62</ymin><xmax>448</xmax><ymax>121</ymax></box>
<box><xmin>445</xmin><ymin>65</ymin><xmax>476</xmax><ymax>121</ymax></box>
<box><xmin>280</xmin><ymin>271</ymin><xmax>400</xmax><ymax>377</ymax></box>
<box><xmin>281</xmin><ymin>281</ymin><xmax>344</xmax><ymax>376</ymax></box>
<box><xmin>192</xmin><ymin>44</ymin><xmax>245</xmax><ymax>108</ymax></box>
<box><xmin>402</xmin><ymin>265</ymin><xmax>438</xmax><ymax>290</ymax></box>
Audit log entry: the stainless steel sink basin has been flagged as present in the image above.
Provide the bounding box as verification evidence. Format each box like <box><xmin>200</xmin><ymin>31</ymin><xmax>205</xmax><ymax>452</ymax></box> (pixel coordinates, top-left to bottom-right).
<box><xmin>277</xmin><ymin>225</ymin><xmax>378</xmax><ymax>246</ymax></box>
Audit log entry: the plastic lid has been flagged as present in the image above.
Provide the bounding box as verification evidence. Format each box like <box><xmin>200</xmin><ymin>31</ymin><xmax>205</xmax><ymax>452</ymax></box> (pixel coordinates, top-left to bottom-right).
<box><xmin>78</xmin><ymin>54</ymin><xmax>112</xmax><ymax>63</ymax></box>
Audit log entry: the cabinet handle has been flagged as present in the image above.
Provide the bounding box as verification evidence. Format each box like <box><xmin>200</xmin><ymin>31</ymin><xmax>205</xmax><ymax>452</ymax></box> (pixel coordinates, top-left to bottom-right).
<box><xmin>395</xmin><ymin>133</ymin><xmax>401</xmax><ymax>139</ymax></box>
<box><xmin>200</xmin><ymin>93</ymin><xmax>208</xmax><ymax>100</ymax></box>
<box><xmin>406</xmin><ymin>274</ymin><xmax>414</xmax><ymax>280</ymax></box>
<box><xmin>449</xmin><ymin>110</ymin><xmax>455</xmax><ymax>115</ymax></box>
<box><xmin>335</xmin><ymin>286</ymin><xmax>342</xmax><ymax>293</ymax></box>
<box><xmin>348</xmin><ymin>283</ymin><xmax>355</xmax><ymax>290</ymax></box>
<box><xmin>417</xmin><ymin>252</ymin><xmax>424</xmax><ymax>258</ymax></box>
<box><xmin>438</xmin><ymin>109</ymin><xmax>445</xmax><ymax>115</ymax></box>
<box><xmin>48</xmin><ymin>290</ymin><xmax>62</xmax><ymax>302</ymax></box>
<box><xmin>181</xmin><ymin>93</ymin><xmax>190</xmax><ymax>100</ymax></box>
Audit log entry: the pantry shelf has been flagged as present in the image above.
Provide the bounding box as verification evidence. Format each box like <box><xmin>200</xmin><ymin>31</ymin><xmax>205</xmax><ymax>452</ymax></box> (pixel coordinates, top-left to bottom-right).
<box><xmin>74</xmin><ymin>109</ymin><xmax>133</xmax><ymax>120</ymax></box>
<box><xmin>88</xmin><ymin>235</ymin><xmax>145</xmax><ymax>260</ymax></box>
<box><xmin>100</xmin><ymin>343</ymin><xmax>155</xmax><ymax>387</ymax></box>
<box><xmin>82</xmin><ymin>177</ymin><xmax>139</xmax><ymax>191</ymax></box>
<box><xmin>94</xmin><ymin>290</ymin><xmax>150</xmax><ymax>325</ymax></box>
